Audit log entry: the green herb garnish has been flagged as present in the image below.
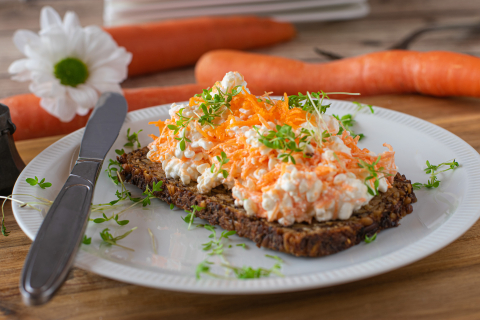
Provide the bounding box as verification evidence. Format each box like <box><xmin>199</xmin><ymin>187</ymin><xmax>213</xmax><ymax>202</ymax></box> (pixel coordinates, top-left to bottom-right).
<box><xmin>413</xmin><ymin>159</ymin><xmax>460</xmax><ymax>190</ymax></box>
<box><xmin>82</xmin><ymin>235</ymin><xmax>92</xmax><ymax>245</ymax></box>
<box><xmin>141</xmin><ymin>181</ymin><xmax>163</xmax><ymax>207</ymax></box>
<box><xmin>254</xmin><ymin>124</ymin><xmax>313</xmax><ymax>164</ymax></box>
<box><xmin>210</xmin><ymin>151</ymin><xmax>230</xmax><ymax>178</ymax></box>
<box><xmin>167</xmin><ymin>108</ymin><xmax>194</xmax><ymax>151</ymax></box>
<box><xmin>357</xmin><ymin>155</ymin><xmax>392</xmax><ymax>196</ymax></box>
<box><xmin>182</xmin><ymin>205</ymin><xmax>205</xmax><ymax>230</ymax></box>
<box><xmin>196</xmin><ymin>86</ymin><xmax>239</xmax><ymax>127</ymax></box>
<box><xmin>90</xmin><ymin>212</ymin><xmax>129</xmax><ymax>226</ymax></box>
<box><xmin>202</xmin><ymin>226</ymin><xmax>236</xmax><ymax>256</ymax></box>
<box><xmin>124</xmin><ymin>128</ymin><xmax>143</xmax><ymax>149</ymax></box>
<box><xmin>287</xmin><ymin>91</ymin><xmax>331</xmax><ymax>114</ymax></box>
<box><xmin>333</xmin><ymin>102</ymin><xmax>374</xmax><ymax>140</ymax></box>
<box><xmin>195</xmin><ymin>259</ymin><xmax>283</xmax><ymax>280</ymax></box>
<box><xmin>25</xmin><ymin>176</ymin><xmax>52</xmax><ymax>189</ymax></box>
<box><xmin>106</xmin><ymin>159</ymin><xmax>123</xmax><ymax>185</ymax></box>
<box><xmin>365</xmin><ymin>233</ymin><xmax>377</xmax><ymax>243</ymax></box>
<box><xmin>265</xmin><ymin>254</ymin><xmax>284</xmax><ymax>263</ymax></box>
<box><xmin>100</xmin><ymin>227</ymin><xmax>137</xmax><ymax>251</ymax></box>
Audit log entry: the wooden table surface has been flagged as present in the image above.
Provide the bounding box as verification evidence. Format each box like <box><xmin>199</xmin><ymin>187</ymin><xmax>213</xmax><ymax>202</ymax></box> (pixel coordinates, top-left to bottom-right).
<box><xmin>2</xmin><ymin>1</ymin><xmax>480</xmax><ymax>319</ymax></box>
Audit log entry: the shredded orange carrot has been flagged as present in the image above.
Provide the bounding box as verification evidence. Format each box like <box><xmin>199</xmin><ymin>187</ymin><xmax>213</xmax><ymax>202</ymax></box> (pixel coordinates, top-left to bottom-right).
<box><xmin>146</xmin><ymin>74</ymin><xmax>398</xmax><ymax>226</ymax></box>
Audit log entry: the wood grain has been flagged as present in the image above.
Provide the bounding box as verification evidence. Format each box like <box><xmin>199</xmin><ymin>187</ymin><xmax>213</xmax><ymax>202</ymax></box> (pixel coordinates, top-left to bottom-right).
<box><xmin>1</xmin><ymin>0</ymin><xmax>480</xmax><ymax>319</ymax></box>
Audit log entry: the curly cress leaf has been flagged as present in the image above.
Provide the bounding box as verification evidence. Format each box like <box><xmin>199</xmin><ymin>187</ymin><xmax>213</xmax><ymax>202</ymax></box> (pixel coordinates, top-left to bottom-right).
<box><xmin>413</xmin><ymin>159</ymin><xmax>460</xmax><ymax>189</ymax></box>
<box><xmin>100</xmin><ymin>227</ymin><xmax>137</xmax><ymax>251</ymax></box>
<box><xmin>26</xmin><ymin>176</ymin><xmax>52</xmax><ymax>189</ymax></box>
<box><xmin>124</xmin><ymin>128</ymin><xmax>143</xmax><ymax>149</ymax></box>
<box><xmin>365</xmin><ymin>233</ymin><xmax>377</xmax><ymax>243</ymax></box>
<box><xmin>82</xmin><ymin>235</ymin><xmax>91</xmax><ymax>245</ymax></box>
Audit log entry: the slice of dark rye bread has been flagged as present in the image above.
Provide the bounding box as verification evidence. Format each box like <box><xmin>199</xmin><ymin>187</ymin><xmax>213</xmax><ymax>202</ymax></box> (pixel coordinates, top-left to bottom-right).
<box><xmin>118</xmin><ymin>147</ymin><xmax>417</xmax><ymax>257</ymax></box>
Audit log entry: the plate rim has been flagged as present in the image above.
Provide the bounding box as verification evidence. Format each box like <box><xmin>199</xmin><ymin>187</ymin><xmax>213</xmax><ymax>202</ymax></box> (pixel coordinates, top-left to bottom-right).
<box><xmin>12</xmin><ymin>99</ymin><xmax>480</xmax><ymax>294</ymax></box>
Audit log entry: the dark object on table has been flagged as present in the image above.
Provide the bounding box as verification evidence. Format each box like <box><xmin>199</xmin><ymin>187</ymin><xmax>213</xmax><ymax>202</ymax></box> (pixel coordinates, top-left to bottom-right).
<box><xmin>0</xmin><ymin>104</ymin><xmax>25</xmax><ymax>195</ymax></box>
<box><xmin>315</xmin><ymin>22</ymin><xmax>480</xmax><ymax>60</ymax></box>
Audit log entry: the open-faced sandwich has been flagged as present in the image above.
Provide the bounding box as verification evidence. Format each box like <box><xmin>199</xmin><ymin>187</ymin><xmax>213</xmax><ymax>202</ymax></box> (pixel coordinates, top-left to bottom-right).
<box><xmin>118</xmin><ymin>71</ymin><xmax>417</xmax><ymax>257</ymax></box>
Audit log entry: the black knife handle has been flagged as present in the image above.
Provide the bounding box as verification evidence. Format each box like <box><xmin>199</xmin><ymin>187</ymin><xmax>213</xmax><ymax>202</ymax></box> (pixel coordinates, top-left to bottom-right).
<box><xmin>20</xmin><ymin>160</ymin><xmax>102</xmax><ymax>305</ymax></box>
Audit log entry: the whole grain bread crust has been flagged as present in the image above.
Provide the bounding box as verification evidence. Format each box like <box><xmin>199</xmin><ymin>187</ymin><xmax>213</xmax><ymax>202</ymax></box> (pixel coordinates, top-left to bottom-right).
<box><xmin>119</xmin><ymin>147</ymin><xmax>417</xmax><ymax>257</ymax></box>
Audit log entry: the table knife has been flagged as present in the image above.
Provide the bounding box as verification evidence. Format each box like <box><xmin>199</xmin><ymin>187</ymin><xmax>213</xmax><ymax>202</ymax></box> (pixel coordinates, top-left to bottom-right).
<box><xmin>20</xmin><ymin>92</ymin><xmax>128</xmax><ymax>306</ymax></box>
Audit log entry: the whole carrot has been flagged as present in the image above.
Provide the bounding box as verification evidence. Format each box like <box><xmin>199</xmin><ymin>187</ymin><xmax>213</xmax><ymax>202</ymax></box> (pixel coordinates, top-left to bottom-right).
<box><xmin>105</xmin><ymin>16</ymin><xmax>295</xmax><ymax>77</ymax></box>
<box><xmin>0</xmin><ymin>84</ymin><xmax>203</xmax><ymax>141</ymax></box>
<box><xmin>195</xmin><ymin>49</ymin><xmax>480</xmax><ymax>98</ymax></box>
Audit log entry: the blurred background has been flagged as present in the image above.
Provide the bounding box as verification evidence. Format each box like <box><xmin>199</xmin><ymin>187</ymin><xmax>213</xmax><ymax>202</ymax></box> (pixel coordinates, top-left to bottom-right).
<box><xmin>103</xmin><ymin>0</ymin><xmax>370</xmax><ymax>25</ymax></box>
<box><xmin>1</xmin><ymin>0</ymin><xmax>480</xmax><ymax>99</ymax></box>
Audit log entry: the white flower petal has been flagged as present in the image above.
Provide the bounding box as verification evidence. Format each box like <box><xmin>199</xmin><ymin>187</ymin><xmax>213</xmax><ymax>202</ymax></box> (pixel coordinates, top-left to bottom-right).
<box><xmin>40</xmin><ymin>6</ymin><xmax>63</xmax><ymax>32</ymax></box>
<box><xmin>66</xmin><ymin>28</ymin><xmax>86</xmax><ymax>59</ymax></box>
<box><xmin>63</xmin><ymin>11</ymin><xmax>81</xmax><ymax>34</ymax></box>
<box><xmin>8</xmin><ymin>59</ymin><xmax>29</xmax><ymax>74</ymax></box>
<box><xmin>87</xmin><ymin>82</ymin><xmax>122</xmax><ymax>94</ymax></box>
<box><xmin>12</xmin><ymin>70</ymin><xmax>32</xmax><ymax>82</ymax></box>
<box><xmin>83</xmin><ymin>26</ymin><xmax>118</xmax><ymax>65</ymax></box>
<box><xmin>76</xmin><ymin>107</ymin><xmax>90</xmax><ymax>116</ymax></box>
<box><xmin>41</xmin><ymin>27</ymin><xmax>69</xmax><ymax>63</ymax></box>
<box><xmin>25</xmin><ymin>58</ymin><xmax>52</xmax><ymax>74</ymax></box>
<box><xmin>88</xmin><ymin>66</ymin><xmax>124</xmax><ymax>85</ymax></box>
<box><xmin>13</xmin><ymin>30</ymin><xmax>41</xmax><ymax>55</ymax></box>
<box><xmin>29</xmin><ymin>79</ymin><xmax>64</xmax><ymax>98</ymax></box>
<box><xmin>89</xmin><ymin>47</ymin><xmax>131</xmax><ymax>78</ymax></box>
<box><xmin>40</xmin><ymin>95</ymin><xmax>78</xmax><ymax>122</ymax></box>
<box><xmin>24</xmin><ymin>41</ymin><xmax>51</xmax><ymax>63</ymax></box>
<box><xmin>67</xmin><ymin>85</ymin><xmax>98</xmax><ymax>110</ymax></box>
<box><xmin>30</xmin><ymin>71</ymin><xmax>56</xmax><ymax>86</ymax></box>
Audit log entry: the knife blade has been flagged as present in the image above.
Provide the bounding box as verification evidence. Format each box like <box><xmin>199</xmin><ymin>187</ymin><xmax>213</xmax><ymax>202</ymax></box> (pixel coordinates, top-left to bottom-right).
<box><xmin>20</xmin><ymin>92</ymin><xmax>128</xmax><ymax>306</ymax></box>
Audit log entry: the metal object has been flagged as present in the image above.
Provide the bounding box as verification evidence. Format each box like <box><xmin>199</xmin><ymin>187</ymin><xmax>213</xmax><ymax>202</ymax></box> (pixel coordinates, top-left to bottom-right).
<box><xmin>0</xmin><ymin>104</ymin><xmax>25</xmax><ymax>195</ymax></box>
<box><xmin>315</xmin><ymin>22</ymin><xmax>480</xmax><ymax>60</ymax></box>
<box><xmin>20</xmin><ymin>92</ymin><xmax>128</xmax><ymax>306</ymax></box>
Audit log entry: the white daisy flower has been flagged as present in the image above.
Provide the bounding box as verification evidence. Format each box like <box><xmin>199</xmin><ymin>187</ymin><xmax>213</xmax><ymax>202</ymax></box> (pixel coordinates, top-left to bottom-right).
<box><xmin>8</xmin><ymin>6</ymin><xmax>132</xmax><ymax>122</ymax></box>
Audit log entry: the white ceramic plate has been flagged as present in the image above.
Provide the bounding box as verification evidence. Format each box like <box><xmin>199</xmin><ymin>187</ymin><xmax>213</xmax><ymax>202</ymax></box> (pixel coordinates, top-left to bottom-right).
<box><xmin>12</xmin><ymin>100</ymin><xmax>480</xmax><ymax>294</ymax></box>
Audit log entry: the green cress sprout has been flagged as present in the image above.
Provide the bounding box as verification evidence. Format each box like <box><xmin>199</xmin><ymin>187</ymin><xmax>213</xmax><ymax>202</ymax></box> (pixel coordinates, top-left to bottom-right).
<box><xmin>82</xmin><ymin>235</ymin><xmax>92</xmax><ymax>245</ymax></box>
<box><xmin>1</xmin><ymin>194</ymin><xmax>53</xmax><ymax>237</ymax></box>
<box><xmin>106</xmin><ymin>159</ymin><xmax>123</xmax><ymax>185</ymax></box>
<box><xmin>90</xmin><ymin>212</ymin><xmax>129</xmax><ymax>226</ymax></box>
<box><xmin>357</xmin><ymin>155</ymin><xmax>393</xmax><ymax>196</ymax></box>
<box><xmin>168</xmin><ymin>86</ymin><xmax>242</xmax><ymax>150</ymax></box>
<box><xmin>210</xmin><ymin>151</ymin><xmax>230</xmax><ymax>178</ymax></box>
<box><xmin>124</xmin><ymin>128</ymin><xmax>143</xmax><ymax>149</ymax></box>
<box><xmin>195</xmin><ymin>252</ymin><xmax>284</xmax><ymax>280</ymax></box>
<box><xmin>196</xmin><ymin>85</ymin><xmax>242</xmax><ymax>128</ymax></box>
<box><xmin>413</xmin><ymin>159</ymin><xmax>460</xmax><ymax>190</ymax></box>
<box><xmin>287</xmin><ymin>91</ymin><xmax>331</xmax><ymax>114</ymax></box>
<box><xmin>100</xmin><ymin>227</ymin><xmax>137</xmax><ymax>251</ymax></box>
<box><xmin>25</xmin><ymin>176</ymin><xmax>52</xmax><ymax>189</ymax></box>
<box><xmin>141</xmin><ymin>180</ymin><xmax>163</xmax><ymax>207</ymax></box>
<box><xmin>195</xmin><ymin>225</ymin><xmax>284</xmax><ymax>280</ymax></box>
<box><xmin>254</xmin><ymin>124</ymin><xmax>314</xmax><ymax>164</ymax></box>
<box><xmin>182</xmin><ymin>205</ymin><xmax>205</xmax><ymax>230</ymax></box>
<box><xmin>333</xmin><ymin>102</ymin><xmax>374</xmax><ymax>140</ymax></box>
<box><xmin>167</xmin><ymin>108</ymin><xmax>193</xmax><ymax>151</ymax></box>
<box><xmin>365</xmin><ymin>233</ymin><xmax>377</xmax><ymax>243</ymax></box>
<box><xmin>202</xmin><ymin>225</ymin><xmax>236</xmax><ymax>256</ymax></box>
